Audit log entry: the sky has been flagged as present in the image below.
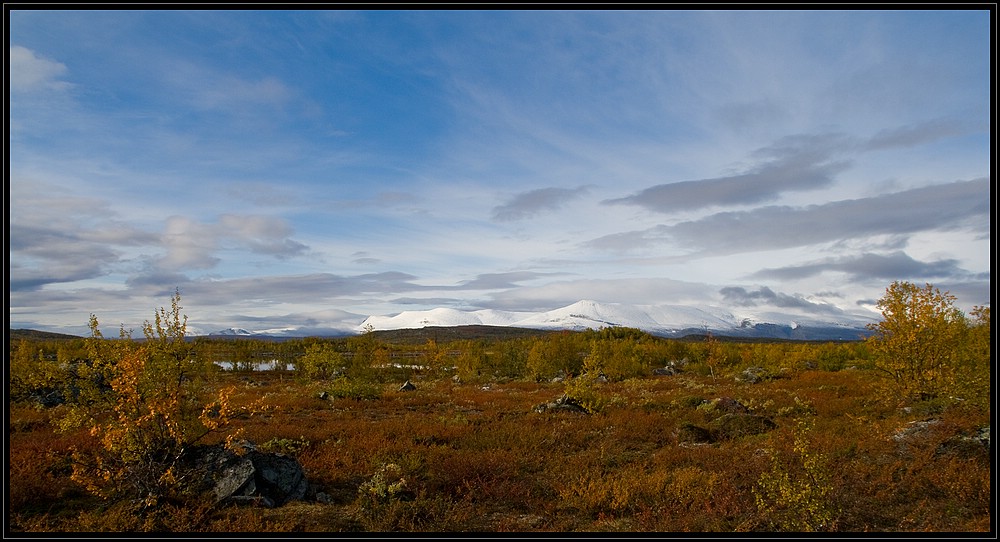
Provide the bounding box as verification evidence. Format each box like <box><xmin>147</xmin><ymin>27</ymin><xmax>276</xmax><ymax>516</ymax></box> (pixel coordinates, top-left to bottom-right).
<box><xmin>8</xmin><ymin>9</ymin><xmax>993</xmax><ymax>337</ymax></box>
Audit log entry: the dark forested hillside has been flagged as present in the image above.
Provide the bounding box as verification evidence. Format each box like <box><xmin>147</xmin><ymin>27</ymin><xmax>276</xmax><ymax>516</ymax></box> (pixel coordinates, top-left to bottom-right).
<box><xmin>8</xmin><ymin>329</ymin><xmax>81</xmax><ymax>342</ymax></box>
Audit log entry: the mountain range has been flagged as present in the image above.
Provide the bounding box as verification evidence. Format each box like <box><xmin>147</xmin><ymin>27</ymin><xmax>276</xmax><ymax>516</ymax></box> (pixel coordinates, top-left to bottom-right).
<box><xmin>210</xmin><ymin>299</ymin><xmax>877</xmax><ymax>341</ymax></box>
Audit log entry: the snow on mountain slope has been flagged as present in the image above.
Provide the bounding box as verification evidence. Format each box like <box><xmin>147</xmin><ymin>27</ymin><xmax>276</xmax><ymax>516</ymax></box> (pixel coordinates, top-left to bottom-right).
<box><xmin>360</xmin><ymin>307</ymin><xmax>534</xmax><ymax>330</ymax></box>
<box><xmin>210</xmin><ymin>327</ymin><xmax>254</xmax><ymax>336</ymax></box>
<box><xmin>361</xmin><ymin>310</ymin><xmax>448</xmax><ymax>330</ymax></box>
<box><xmin>209</xmin><ymin>300</ymin><xmax>874</xmax><ymax>340</ymax></box>
<box><xmin>640</xmin><ymin>304</ymin><xmax>739</xmax><ymax>331</ymax></box>
<box><xmin>511</xmin><ymin>300</ymin><xmax>665</xmax><ymax>331</ymax></box>
<box><xmin>474</xmin><ymin>308</ymin><xmax>537</xmax><ymax>326</ymax></box>
<box><xmin>357</xmin><ymin>299</ymin><xmax>874</xmax><ymax>339</ymax></box>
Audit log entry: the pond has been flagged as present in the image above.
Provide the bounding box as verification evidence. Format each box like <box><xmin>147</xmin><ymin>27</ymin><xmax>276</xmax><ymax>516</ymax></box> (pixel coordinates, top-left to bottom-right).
<box><xmin>213</xmin><ymin>360</ymin><xmax>295</xmax><ymax>371</ymax></box>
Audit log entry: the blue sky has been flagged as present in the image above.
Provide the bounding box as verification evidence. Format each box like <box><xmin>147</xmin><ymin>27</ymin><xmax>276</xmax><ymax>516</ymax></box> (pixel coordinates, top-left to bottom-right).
<box><xmin>9</xmin><ymin>9</ymin><xmax>992</xmax><ymax>336</ymax></box>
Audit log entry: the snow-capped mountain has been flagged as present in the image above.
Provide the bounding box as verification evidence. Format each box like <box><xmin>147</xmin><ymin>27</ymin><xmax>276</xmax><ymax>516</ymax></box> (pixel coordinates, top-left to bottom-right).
<box><xmin>210</xmin><ymin>327</ymin><xmax>255</xmax><ymax>337</ymax></box>
<box><xmin>207</xmin><ymin>325</ymin><xmax>359</xmax><ymax>338</ymax></box>
<box><xmin>206</xmin><ymin>300</ymin><xmax>875</xmax><ymax>340</ymax></box>
<box><xmin>356</xmin><ymin>300</ymin><xmax>876</xmax><ymax>341</ymax></box>
<box><xmin>361</xmin><ymin>307</ymin><xmax>535</xmax><ymax>330</ymax></box>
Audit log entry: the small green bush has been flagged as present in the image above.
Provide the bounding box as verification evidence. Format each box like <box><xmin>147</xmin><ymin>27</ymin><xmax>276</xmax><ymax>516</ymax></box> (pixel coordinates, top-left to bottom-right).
<box><xmin>563</xmin><ymin>372</ymin><xmax>608</xmax><ymax>414</ymax></box>
<box><xmin>257</xmin><ymin>436</ymin><xmax>311</xmax><ymax>456</ymax></box>
<box><xmin>326</xmin><ymin>377</ymin><xmax>383</xmax><ymax>401</ymax></box>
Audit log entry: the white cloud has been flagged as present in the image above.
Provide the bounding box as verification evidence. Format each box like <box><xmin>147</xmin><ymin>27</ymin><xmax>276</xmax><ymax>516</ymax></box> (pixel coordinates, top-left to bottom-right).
<box><xmin>159</xmin><ymin>216</ymin><xmax>222</xmax><ymax>270</ymax></box>
<box><xmin>157</xmin><ymin>214</ymin><xmax>308</xmax><ymax>271</ymax></box>
<box><xmin>8</xmin><ymin>45</ymin><xmax>70</xmax><ymax>92</ymax></box>
<box><xmin>481</xmin><ymin>277</ymin><xmax>719</xmax><ymax>312</ymax></box>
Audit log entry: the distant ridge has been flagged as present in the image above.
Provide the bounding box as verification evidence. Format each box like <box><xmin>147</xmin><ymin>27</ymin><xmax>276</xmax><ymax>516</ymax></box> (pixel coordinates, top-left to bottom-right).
<box><xmin>9</xmin><ymin>329</ymin><xmax>82</xmax><ymax>341</ymax></box>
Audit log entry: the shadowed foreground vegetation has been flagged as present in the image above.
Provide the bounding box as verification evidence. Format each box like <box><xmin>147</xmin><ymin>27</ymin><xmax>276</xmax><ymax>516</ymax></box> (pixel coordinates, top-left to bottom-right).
<box><xmin>7</xmin><ymin>284</ymin><xmax>992</xmax><ymax>533</ymax></box>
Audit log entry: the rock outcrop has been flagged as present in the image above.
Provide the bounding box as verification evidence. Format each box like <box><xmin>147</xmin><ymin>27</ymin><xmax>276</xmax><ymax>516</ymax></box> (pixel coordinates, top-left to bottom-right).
<box><xmin>185</xmin><ymin>443</ymin><xmax>309</xmax><ymax>508</ymax></box>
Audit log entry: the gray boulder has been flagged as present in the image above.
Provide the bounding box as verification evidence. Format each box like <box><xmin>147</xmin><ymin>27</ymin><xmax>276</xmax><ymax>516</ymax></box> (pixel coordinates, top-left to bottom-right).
<box><xmin>534</xmin><ymin>393</ymin><xmax>588</xmax><ymax>414</ymax></box>
<box><xmin>399</xmin><ymin>380</ymin><xmax>417</xmax><ymax>392</ymax></box>
<box><xmin>186</xmin><ymin>443</ymin><xmax>309</xmax><ymax>508</ymax></box>
<box><xmin>654</xmin><ymin>358</ymin><xmax>687</xmax><ymax>376</ymax></box>
<box><xmin>735</xmin><ymin>366</ymin><xmax>771</xmax><ymax>384</ymax></box>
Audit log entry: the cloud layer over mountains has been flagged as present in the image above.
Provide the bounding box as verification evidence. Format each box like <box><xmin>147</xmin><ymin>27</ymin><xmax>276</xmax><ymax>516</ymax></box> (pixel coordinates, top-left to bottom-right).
<box><xmin>211</xmin><ymin>299</ymin><xmax>876</xmax><ymax>342</ymax></box>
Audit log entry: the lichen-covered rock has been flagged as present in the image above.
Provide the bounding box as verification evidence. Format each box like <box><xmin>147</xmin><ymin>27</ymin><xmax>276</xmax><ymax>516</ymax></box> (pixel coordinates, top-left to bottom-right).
<box><xmin>735</xmin><ymin>366</ymin><xmax>771</xmax><ymax>384</ymax></box>
<box><xmin>185</xmin><ymin>444</ymin><xmax>309</xmax><ymax>508</ymax></box>
<box><xmin>936</xmin><ymin>426</ymin><xmax>991</xmax><ymax>459</ymax></box>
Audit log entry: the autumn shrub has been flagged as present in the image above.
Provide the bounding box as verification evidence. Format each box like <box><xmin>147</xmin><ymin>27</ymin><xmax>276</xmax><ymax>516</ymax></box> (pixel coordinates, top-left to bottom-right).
<box><xmin>295</xmin><ymin>342</ymin><xmax>344</xmax><ymax>381</ymax></box>
<box><xmin>685</xmin><ymin>333</ymin><xmax>737</xmax><ymax>379</ymax></box>
<box><xmin>526</xmin><ymin>331</ymin><xmax>586</xmax><ymax>381</ymax></box>
<box><xmin>562</xmin><ymin>371</ymin><xmax>609</xmax><ymax>414</ymax></box>
<box><xmin>953</xmin><ymin>304</ymin><xmax>990</xmax><ymax>410</ymax></box>
<box><xmin>812</xmin><ymin>342</ymin><xmax>867</xmax><ymax>372</ymax></box>
<box><xmin>344</xmin><ymin>332</ymin><xmax>390</xmax><ymax>381</ymax></box>
<box><xmin>581</xmin><ymin>328</ymin><xmax>651</xmax><ymax>381</ymax></box>
<box><xmin>8</xmin><ymin>338</ymin><xmax>69</xmax><ymax>403</ymax></box>
<box><xmin>754</xmin><ymin>418</ymin><xmax>838</xmax><ymax>532</ymax></box>
<box><xmin>451</xmin><ymin>339</ymin><xmax>487</xmax><ymax>383</ymax></box>
<box><xmin>736</xmin><ymin>342</ymin><xmax>784</xmax><ymax>374</ymax></box>
<box><xmin>325</xmin><ymin>376</ymin><xmax>384</xmax><ymax>401</ymax></box>
<box><xmin>482</xmin><ymin>338</ymin><xmax>529</xmax><ymax>379</ymax></box>
<box><xmin>359</xmin><ymin>490</ymin><xmax>477</xmax><ymax>532</ymax></box>
<box><xmin>866</xmin><ymin>281</ymin><xmax>988</xmax><ymax>406</ymax></box>
<box><xmin>54</xmin><ymin>292</ymin><xmax>268</xmax><ymax>510</ymax></box>
<box><xmin>855</xmin><ymin>412</ymin><xmax>991</xmax><ymax>532</ymax></box>
<box><xmin>358</xmin><ymin>462</ymin><xmax>413</xmax><ymax>507</ymax></box>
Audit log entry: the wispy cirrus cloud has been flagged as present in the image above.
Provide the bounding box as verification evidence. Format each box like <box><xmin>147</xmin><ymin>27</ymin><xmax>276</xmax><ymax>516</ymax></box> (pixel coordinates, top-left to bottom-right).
<box><xmin>604</xmin><ymin>122</ymin><xmax>976</xmax><ymax>216</ymax></box>
<box><xmin>664</xmin><ymin>178</ymin><xmax>989</xmax><ymax>255</ymax></box>
<box><xmin>864</xmin><ymin>119</ymin><xmax>969</xmax><ymax>151</ymax></box>
<box><xmin>747</xmin><ymin>251</ymin><xmax>967</xmax><ymax>282</ymax></box>
<box><xmin>588</xmin><ymin>177</ymin><xmax>989</xmax><ymax>256</ymax></box>
<box><xmin>124</xmin><ymin>271</ymin><xmax>426</xmax><ymax>306</ymax></box>
<box><xmin>452</xmin><ymin>271</ymin><xmax>565</xmax><ymax>290</ymax></box>
<box><xmin>604</xmin><ymin>134</ymin><xmax>851</xmax><ymax>213</ymax></box>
